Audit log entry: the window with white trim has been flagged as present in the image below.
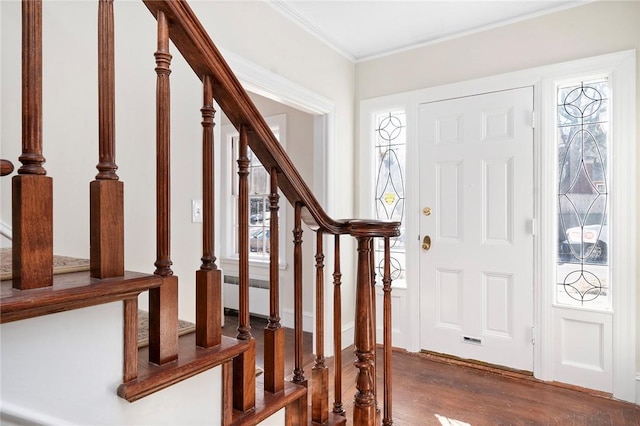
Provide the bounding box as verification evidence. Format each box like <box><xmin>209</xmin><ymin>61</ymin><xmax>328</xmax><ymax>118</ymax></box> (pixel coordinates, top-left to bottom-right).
<box><xmin>221</xmin><ymin>114</ymin><xmax>287</xmax><ymax>266</ymax></box>
<box><xmin>556</xmin><ymin>78</ymin><xmax>610</xmax><ymax>309</ymax></box>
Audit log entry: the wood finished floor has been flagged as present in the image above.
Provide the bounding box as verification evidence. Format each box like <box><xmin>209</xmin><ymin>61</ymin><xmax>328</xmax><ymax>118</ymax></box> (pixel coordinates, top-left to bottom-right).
<box><xmin>222</xmin><ymin>313</ymin><xmax>640</xmax><ymax>425</ymax></box>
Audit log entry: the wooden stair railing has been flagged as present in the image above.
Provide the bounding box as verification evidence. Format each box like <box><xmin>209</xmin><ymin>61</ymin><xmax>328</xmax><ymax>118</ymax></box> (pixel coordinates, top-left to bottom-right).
<box><xmin>5</xmin><ymin>0</ymin><xmax>401</xmax><ymax>425</ymax></box>
<box><xmin>2</xmin><ymin>0</ymin><xmax>161</xmax><ymax>330</ymax></box>
<box><xmin>138</xmin><ymin>1</ymin><xmax>401</xmax><ymax>424</ymax></box>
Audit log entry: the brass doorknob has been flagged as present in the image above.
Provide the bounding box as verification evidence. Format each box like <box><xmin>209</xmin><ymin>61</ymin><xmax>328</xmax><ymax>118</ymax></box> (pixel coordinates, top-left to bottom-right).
<box><xmin>423</xmin><ymin>207</ymin><xmax>432</xmax><ymax>216</ymax></box>
<box><xmin>422</xmin><ymin>235</ymin><xmax>431</xmax><ymax>251</ymax></box>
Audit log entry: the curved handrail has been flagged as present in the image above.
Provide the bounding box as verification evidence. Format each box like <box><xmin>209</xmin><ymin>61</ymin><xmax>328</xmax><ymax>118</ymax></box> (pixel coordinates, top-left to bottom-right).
<box><xmin>142</xmin><ymin>0</ymin><xmax>399</xmax><ymax>238</ymax></box>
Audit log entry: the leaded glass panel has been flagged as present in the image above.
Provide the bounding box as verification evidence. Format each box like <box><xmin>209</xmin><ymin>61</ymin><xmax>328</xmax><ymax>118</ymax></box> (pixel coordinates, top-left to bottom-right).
<box><xmin>374</xmin><ymin>111</ymin><xmax>406</xmax><ymax>285</ymax></box>
<box><xmin>556</xmin><ymin>80</ymin><xmax>610</xmax><ymax>309</ymax></box>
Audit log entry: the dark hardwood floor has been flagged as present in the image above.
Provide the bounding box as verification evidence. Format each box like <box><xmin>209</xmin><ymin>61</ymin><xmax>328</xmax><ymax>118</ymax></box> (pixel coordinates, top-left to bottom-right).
<box><xmin>222</xmin><ymin>313</ymin><xmax>640</xmax><ymax>425</ymax></box>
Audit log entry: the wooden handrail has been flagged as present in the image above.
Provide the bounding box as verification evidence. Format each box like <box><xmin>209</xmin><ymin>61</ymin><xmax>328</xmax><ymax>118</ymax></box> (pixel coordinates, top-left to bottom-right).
<box><xmin>141</xmin><ymin>1</ymin><xmax>399</xmax><ymax>238</ymax></box>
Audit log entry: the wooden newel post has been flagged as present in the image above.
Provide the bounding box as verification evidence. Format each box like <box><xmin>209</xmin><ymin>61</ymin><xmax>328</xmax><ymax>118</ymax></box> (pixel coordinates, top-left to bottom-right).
<box><xmin>13</xmin><ymin>0</ymin><xmax>53</xmax><ymax>290</ymax></box>
<box><xmin>350</xmin><ymin>219</ymin><xmax>399</xmax><ymax>425</ymax></box>
<box><xmin>353</xmin><ymin>234</ymin><xmax>376</xmax><ymax>426</ymax></box>
<box><xmin>91</xmin><ymin>0</ymin><xmax>124</xmax><ymax>279</ymax></box>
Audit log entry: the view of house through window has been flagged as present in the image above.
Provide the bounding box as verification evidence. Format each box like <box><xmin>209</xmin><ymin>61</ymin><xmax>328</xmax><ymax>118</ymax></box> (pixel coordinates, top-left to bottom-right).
<box><xmin>231</xmin><ymin>127</ymin><xmax>281</xmax><ymax>260</ymax></box>
<box><xmin>556</xmin><ymin>79</ymin><xmax>610</xmax><ymax>309</ymax></box>
<box><xmin>374</xmin><ymin>110</ymin><xmax>406</xmax><ymax>286</ymax></box>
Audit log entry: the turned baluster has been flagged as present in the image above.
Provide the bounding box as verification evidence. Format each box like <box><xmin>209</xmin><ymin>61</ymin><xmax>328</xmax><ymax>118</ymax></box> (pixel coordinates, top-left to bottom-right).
<box><xmin>285</xmin><ymin>202</ymin><xmax>308</xmax><ymax>425</ymax></box>
<box><xmin>332</xmin><ymin>235</ymin><xmax>345</xmax><ymax>416</ymax></box>
<box><xmin>292</xmin><ymin>202</ymin><xmax>306</xmax><ymax>385</ymax></box>
<box><xmin>91</xmin><ymin>0</ymin><xmax>124</xmax><ymax>279</ymax></box>
<box><xmin>312</xmin><ymin>231</ymin><xmax>329</xmax><ymax>423</ymax></box>
<box><xmin>236</xmin><ymin>124</ymin><xmax>251</xmax><ymax>342</ymax></box>
<box><xmin>196</xmin><ymin>74</ymin><xmax>222</xmax><ymax>348</ymax></box>
<box><xmin>382</xmin><ymin>236</ymin><xmax>394</xmax><ymax>426</ymax></box>
<box><xmin>149</xmin><ymin>10</ymin><xmax>178</xmax><ymax>365</ymax></box>
<box><xmin>233</xmin><ymin>125</ymin><xmax>255</xmax><ymax>412</ymax></box>
<box><xmin>264</xmin><ymin>168</ymin><xmax>284</xmax><ymax>393</ymax></box>
<box><xmin>13</xmin><ymin>0</ymin><xmax>53</xmax><ymax>290</ymax></box>
<box><xmin>369</xmin><ymin>238</ymin><xmax>378</xmax><ymax>413</ymax></box>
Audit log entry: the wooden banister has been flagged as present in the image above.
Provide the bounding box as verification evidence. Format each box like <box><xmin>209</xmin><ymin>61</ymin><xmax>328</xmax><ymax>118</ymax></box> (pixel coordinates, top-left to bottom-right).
<box><xmin>12</xmin><ymin>1</ymin><xmax>402</xmax><ymax>424</ymax></box>
<box><xmin>137</xmin><ymin>3</ymin><xmax>401</xmax><ymax>423</ymax></box>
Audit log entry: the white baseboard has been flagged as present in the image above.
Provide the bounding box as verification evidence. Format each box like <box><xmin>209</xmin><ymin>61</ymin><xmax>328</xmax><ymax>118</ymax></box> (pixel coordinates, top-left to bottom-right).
<box><xmin>636</xmin><ymin>374</ymin><xmax>640</xmax><ymax>405</ymax></box>
<box><xmin>341</xmin><ymin>320</ymin><xmax>354</xmax><ymax>350</ymax></box>
<box><xmin>282</xmin><ymin>308</ymin><xmax>313</xmax><ymax>333</ymax></box>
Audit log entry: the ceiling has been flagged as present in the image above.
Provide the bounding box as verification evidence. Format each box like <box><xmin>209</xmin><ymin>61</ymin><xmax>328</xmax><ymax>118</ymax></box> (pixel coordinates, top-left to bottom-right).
<box><xmin>268</xmin><ymin>0</ymin><xmax>587</xmax><ymax>62</ymax></box>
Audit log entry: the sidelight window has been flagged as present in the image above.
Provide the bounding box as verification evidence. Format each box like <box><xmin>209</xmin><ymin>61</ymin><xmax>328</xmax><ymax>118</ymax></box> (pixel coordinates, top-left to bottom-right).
<box><xmin>556</xmin><ymin>79</ymin><xmax>610</xmax><ymax>309</ymax></box>
<box><xmin>373</xmin><ymin>110</ymin><xmax>406</xmax><ymax>286</ymax></box>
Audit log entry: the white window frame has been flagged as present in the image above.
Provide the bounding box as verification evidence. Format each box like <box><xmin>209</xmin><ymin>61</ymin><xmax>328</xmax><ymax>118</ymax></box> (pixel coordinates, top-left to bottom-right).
<box><xmin>220</xmin><ymin>114</ymin><xmax>288</xmax><ymax>277</ymax></box>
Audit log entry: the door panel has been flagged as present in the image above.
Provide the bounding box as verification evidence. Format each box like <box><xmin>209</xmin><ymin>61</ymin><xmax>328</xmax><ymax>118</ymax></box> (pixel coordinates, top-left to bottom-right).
<box><xmin>419</xmin><ymin>87</ymin><xmax>534</xmax><ymax>371</ymax></box>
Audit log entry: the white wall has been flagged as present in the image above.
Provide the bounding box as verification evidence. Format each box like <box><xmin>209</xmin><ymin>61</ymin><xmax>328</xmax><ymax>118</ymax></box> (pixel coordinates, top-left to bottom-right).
<box><xmin>0</xmin><ymin>0</ymin><xmax>356</xmax><ymax>328</ymax></box>
<box><xmin>192</xmin><ymin>0</ymin><xmax>358</xmax><ymax>343</ymax></box>
<box><xmin>355</xmin><ymin>0</ymin><xmax>640</xmax><ymax>376</ymax></box>
<box><xmin>0</xmin><ymin>303</ymin><xmax>222</xmax><ymax>425</ymax></box>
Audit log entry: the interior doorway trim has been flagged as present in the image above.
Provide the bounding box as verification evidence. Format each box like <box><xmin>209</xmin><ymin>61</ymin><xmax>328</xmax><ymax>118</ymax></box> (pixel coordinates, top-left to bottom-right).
<box><xmin>219</xmin><ymin>47</ymin><xmax>336</xmax><ymax>210</ymax></box>
<box><xmin>218</xmin><ymin>48</ymin><xmax>340</xmax><ymax>356</ymax></box>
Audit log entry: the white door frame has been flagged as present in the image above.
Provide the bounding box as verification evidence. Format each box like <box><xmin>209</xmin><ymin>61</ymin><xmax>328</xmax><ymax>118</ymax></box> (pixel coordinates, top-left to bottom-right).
<box><xmin>359</xmin><ymin>50</ymin><xmax>636</xmax><ymax>402</ymax></box>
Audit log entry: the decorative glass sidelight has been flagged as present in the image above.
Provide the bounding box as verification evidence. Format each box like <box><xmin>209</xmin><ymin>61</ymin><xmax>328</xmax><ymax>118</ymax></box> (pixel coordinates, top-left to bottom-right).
<box><xmin>374</xmin><ymin>111</ymin><xmax>406</xmax><ymax>285</ymax></box>
<box><xmin>556</xmin><ymin>80</ymin><xmax>610</xmax><ymax>308</ymax></box>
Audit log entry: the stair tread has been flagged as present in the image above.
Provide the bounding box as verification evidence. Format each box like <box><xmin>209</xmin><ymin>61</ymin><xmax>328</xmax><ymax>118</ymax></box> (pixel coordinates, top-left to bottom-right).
<box><xmin>119</xmin><ymin>333</ymin><xmax>252</xmax><ymax>402</ymax></box>
<box><xmin>0</xmin><ymin>271</ymin><xmax>161</xmax><ymax>323</ymax></box>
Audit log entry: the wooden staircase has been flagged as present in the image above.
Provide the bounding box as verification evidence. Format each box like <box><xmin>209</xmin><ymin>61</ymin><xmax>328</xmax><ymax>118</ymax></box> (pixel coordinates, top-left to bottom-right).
<box><xmin>0</xmin><ymin>1</ymin><xmax>401</xmax><ymax>425</ymax></box>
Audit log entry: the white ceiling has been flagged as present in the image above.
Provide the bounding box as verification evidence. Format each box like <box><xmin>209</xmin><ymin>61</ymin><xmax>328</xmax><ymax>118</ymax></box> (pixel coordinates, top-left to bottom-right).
<box><xmin>268</xmin><ymin>0</ymin><xmax>587</xmax><ymax>61</ymax></box>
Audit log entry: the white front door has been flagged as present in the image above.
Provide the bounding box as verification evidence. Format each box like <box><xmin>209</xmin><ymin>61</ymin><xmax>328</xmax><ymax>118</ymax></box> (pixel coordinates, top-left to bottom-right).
<box><xmin>418</xmin><ymin>87</ymin><xmax>534</xmax><ymax>371</ymax></box>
